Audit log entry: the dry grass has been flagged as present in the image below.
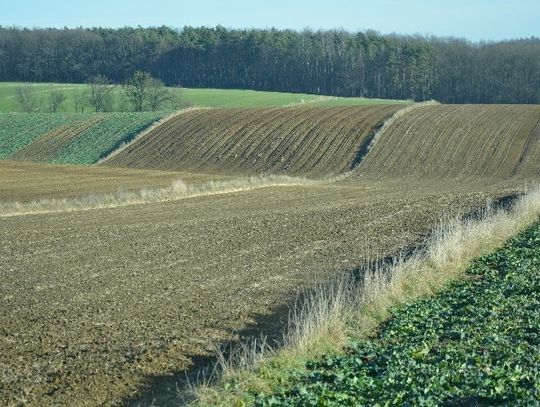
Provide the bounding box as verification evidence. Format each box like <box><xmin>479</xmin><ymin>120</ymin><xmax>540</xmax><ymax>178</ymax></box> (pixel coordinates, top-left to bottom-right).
<box><xmin>192</xmin><ymin>185</ymin><xmax>540</xmax><ymax>406</ymax></box>
<box><xmin>0</xmin><ymin>175</ymin><xmax>317</xmax><ymax>217</ymax></box>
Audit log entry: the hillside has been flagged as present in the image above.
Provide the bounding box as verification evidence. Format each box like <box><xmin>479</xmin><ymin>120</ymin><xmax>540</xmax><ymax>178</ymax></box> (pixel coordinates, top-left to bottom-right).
<box><xmin>358</xmin><ymin>104</ymin><xmax>540</xmax><ymax>179</ymax></box>
<box><xmin>104</xmin><ymin>105</ymin><xmax>402</xmax><ymax>176</ymax></box>
<box><xmin>0</xmin><ymin>112</ymin><xmax>165</xmax><ymax>164</ymax></box>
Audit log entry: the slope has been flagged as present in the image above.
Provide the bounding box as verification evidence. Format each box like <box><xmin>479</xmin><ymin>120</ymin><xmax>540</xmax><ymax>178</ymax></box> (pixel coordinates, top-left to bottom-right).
<box><xmin>104</xmin><ymin>105</ymin><xmax>403</xmax><ymax>176</ymax></box>
<box><xmin>0</xmin><ymin>112</ymin><xmax>165</xmax><ymax>164</ymax></box>
<box><xmin>357</xmin><ymin>104</ymin><xmax>540</xmax><ymax>180</ymax></box>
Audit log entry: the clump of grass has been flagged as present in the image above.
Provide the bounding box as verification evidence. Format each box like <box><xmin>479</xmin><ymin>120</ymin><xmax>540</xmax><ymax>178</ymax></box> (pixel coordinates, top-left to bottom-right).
<box><xmin>190</xmin><ymin>186</ymin><xmax>540</xmax><ymax>406</ymax></box>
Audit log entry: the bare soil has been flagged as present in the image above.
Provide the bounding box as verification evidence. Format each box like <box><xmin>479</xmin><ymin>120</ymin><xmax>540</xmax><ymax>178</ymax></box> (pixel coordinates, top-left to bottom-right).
<box><xmin>0</xmin><ymin>179</ymin><xmax>520</xmax><ymax>406</ymax></box>
<box><xmin>104</xmin><ymin>106</ymin><xmax>402</xmax><ymax>176</ymax></box>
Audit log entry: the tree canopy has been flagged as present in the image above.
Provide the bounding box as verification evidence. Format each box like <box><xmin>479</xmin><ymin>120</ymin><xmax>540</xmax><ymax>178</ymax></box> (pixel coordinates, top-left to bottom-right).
<box><xmin>0</xmin><ymin>26</ymin><xmax>539</xmax><ymax>103</ymax></box>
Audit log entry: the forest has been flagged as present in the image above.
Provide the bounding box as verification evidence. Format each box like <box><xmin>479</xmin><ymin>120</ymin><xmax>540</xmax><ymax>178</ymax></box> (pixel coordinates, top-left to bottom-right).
<box><xmin>0</xmin><ymin>26</ymin><xmax>539</xmax><ymax>103</ymax></box>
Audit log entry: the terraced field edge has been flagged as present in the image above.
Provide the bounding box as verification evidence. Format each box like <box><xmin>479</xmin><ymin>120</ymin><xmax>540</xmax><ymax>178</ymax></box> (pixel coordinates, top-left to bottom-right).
<box><xmin>191</xmin><ymin>187</ymin><xmax>540</xmax><ymax>406</ymax></box>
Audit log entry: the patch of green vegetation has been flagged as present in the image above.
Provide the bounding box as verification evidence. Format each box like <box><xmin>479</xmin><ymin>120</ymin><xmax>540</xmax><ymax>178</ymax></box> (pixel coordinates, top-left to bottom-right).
<box><xmin>0</xmin><ymin>82</ymin><xmax>405</xmax><ymax>112</ymax></box>
<box><xmin>52</xmin><ymin>112</ymin><xmax>164</xmax><ymax>165</ymax></box>
<box><xmin>255</xmin><ymin>220</ymin><xmax>540</xmax><ymax>406</ymax></box>
<box><xmin>0</xmin><ymin>113</ymin><xmax>82</xmax><ymax>158</ymax></box>
<box><xmin>0</xmin><ymin>111</ymin><xmax>164</xmax><ymax>164</ymax></box>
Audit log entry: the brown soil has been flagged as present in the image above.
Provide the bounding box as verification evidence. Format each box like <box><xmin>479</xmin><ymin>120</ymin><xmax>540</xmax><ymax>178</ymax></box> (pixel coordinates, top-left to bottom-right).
<box><xmin>358</xmin><ymin>104</ymin><xmax>540</xmax><ymax>179</ymax></box>
<box><xmin>104</xmin><ymin>106</ymin><xmax>402</xmax><ymax>176</ymax></box>
<box><xmin>0</xmin><ymin>161</ymin><xmax>231</xmax><ymax>203</ymax></box>
<box><xmin>2</xmin><ymin>103</ymin><xmax>539</xmax><ymax>405</ymax></box>
<box><xmin>0</xmin><ymin>178</ymin><xmax>520</xmax><ymax>406</ymax></box>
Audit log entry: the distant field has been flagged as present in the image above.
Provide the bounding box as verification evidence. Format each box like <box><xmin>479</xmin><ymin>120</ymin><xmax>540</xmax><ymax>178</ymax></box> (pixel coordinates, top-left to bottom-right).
<box><xmin>0</xmin><ymin>112</ymin><xmax>165</xmax><ymax>164</ymax></box>
<box><xmin>0</xmin><ymin>82</ymin><xmax>407</xmax><ymax>112</ymax></box>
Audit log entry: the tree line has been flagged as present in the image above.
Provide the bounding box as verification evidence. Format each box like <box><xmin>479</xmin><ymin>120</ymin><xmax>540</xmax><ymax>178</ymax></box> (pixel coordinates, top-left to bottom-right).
<box><xmin>14</xmin><ymin>71</ymin><xmax>184</xmax><ymax>112</ymax></box>
<box><xmin>1</xmin><ymin>26</ymin><xmax>539</xmax><ymax>103</ymax></box>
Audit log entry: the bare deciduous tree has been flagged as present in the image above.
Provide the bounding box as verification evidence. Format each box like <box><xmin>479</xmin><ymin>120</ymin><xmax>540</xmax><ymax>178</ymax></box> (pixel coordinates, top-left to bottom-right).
<box><xmin>88</xmin><ymin>75</ymin><xmax>114</xmax><ymax>112</ymax></box>
<box><xmin>124</xmin><ymin>71</ymin><xmax>174</xmax><ymax>111</ymax></box>
<box><xmin>146</xmin><ymin>77</ymin><xmax>172</xmax><ymax>111</ymax></box>
<box><xmin>15</xmin><ymin>86</ymin><xmax>37</xmax><ymax>112</ymax></box>
<box><xmin>123</xmin><ymin>71</ymin><xmax>150</xmax><ymax>112</ymax></box>
<box><xmin>48</xmin><ymin>90</ymin><xmax>66</xmax><ymax>112</ymax></box>
<box><xmin>73</xmin><ymin>89</ymin><xmax>89</xmax><ymax>113</ymax></box>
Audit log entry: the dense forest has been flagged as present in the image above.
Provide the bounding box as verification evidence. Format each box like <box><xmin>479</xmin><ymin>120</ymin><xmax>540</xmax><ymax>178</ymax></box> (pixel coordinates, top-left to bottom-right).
<box><xmin>0</xmin><ymin>26</ymin><xmax>539</xmax><ymax>103</ymax></box>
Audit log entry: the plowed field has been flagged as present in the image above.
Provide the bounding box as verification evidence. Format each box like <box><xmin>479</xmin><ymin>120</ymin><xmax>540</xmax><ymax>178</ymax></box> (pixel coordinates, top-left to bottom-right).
<box><xmin>0</xmin><ymin>161</ymin><xmax>231</xmax><ymax>202</ymax></box>
<box><xmin>0</xmin><ymin>178</ymin><xmax>520</xmax><ymax>406</ymax></box>
<box><xmin>104</xmin><ymin>106</ymin><xmax>402</xmax><ymax>176</ymax></box>
<box><xmin>358</xmin><ymin>104</ymin><xmax>540</xmax><ymax>179</ymax></box>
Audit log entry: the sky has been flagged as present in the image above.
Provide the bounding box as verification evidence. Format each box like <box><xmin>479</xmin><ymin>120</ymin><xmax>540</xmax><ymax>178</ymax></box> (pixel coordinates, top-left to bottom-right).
<box><xmin>2</xmin><ymin>0</ymin><xmax>539</xmax><ymax>42</ymax></box>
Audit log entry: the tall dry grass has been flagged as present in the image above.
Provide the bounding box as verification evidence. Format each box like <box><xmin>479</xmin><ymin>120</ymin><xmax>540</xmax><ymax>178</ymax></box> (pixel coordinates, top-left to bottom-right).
<box><xmin>192</xmin><ymin>186</ymin><xmax>540</xmax><ymax>405</ymax></box>
<box><xmin>0</xmin><ymin>175</ymin><xmax>318</xmax><ymax>217</ymax></box>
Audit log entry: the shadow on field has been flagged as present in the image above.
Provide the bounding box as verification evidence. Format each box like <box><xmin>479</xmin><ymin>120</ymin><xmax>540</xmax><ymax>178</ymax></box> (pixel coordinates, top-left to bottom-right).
<box><xmin>122</xmin><ymin>193</ymin><xmax>519</xmax><ymax>407</ymax></box>
<box><xmin>122</xmin><ymin>299</ymin><xmax>295</xmax><ymax>406</ymax></box>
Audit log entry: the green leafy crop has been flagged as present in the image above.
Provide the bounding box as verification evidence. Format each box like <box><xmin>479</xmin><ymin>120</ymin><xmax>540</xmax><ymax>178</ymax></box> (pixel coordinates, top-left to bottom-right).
<box><xmin>256</xmin><ymin>220</ymin><xmax>540</xmax><ymax>406</ymax></box>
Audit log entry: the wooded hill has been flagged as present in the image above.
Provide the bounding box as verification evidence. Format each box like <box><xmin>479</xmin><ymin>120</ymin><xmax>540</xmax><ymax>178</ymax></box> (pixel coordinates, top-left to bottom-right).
<box><xmin>0</xmin><ymin>26</ymin><xmax>539</xmax><ymax>103</ymax></box>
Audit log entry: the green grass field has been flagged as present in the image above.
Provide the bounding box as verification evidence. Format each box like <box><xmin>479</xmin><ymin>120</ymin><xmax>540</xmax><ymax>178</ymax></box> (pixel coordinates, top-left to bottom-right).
<box><xmin>0</xmin><ymin>82</ymin><xmax>407</xmax><ymax>112</ymax></box>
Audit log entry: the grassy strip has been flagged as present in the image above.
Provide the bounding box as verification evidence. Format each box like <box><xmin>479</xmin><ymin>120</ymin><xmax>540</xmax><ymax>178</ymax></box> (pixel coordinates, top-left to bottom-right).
<box><xmin>0</xmin><ymin>176</ymin><xmax>317</xmax><ymax>217</ymax></box>
<box><xmin>191</xmin><ymin>188</ymin><xmax>540</xmax><ymax>406</ymax></box>
<box><xmin>0</xmin><ymin>82</ymin><xmax>406</xmax><ymax>112</ymax></box>
<box><xmin>256</xmin><ymin>219</ymin><xmax>540</xmax><ymax>405</ymax></box>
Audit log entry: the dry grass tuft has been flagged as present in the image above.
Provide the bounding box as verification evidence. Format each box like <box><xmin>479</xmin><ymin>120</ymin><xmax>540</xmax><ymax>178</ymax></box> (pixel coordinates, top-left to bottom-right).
<box><xmin>191</xmin><ymin>185</ymin><xmax>540</xmax><ymax>406</ymax></box>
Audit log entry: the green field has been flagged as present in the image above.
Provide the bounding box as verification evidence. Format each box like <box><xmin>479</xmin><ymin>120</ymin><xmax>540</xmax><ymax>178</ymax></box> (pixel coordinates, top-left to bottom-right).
<box><xmin>0</xmin><ymin>112</ymin><xmax>165</xmax><ymax>164</ymax></box>
<box><xmin>254</xmin><ymin>220</ymin><xmax>540</xmax><ymax>405</ymax></box>
<box><xmin>0</xmin><ymin>82</ymin><xmax>407</xmax><ymax>112</ymax></box>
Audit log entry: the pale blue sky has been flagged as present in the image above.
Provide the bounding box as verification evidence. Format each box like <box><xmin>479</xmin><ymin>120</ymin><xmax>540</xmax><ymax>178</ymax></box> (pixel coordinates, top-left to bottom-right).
<box><xmin>2</xmin><ymin>0</ymin><xmax>539</xmax><ymax>42</ymax></box>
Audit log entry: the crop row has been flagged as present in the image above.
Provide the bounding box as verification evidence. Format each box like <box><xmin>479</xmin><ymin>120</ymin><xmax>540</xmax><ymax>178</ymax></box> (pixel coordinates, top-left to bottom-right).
<box><xmin>359</xmin><ymin>104</ymin><xmax>540</xmax><ymax>179</ymax></box>
<box><xmin>105</xmin><ymin>105</ymin><xmax>402</xmax><ymax>176</ymax></box>
<box><xmin>0</xmin><ymin>112</ymin><xmax>165</xmax><ymax>164</ymax></box>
